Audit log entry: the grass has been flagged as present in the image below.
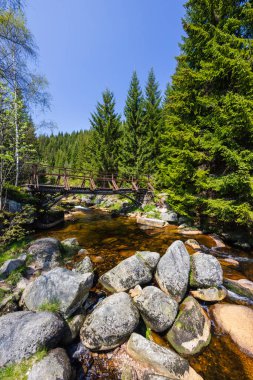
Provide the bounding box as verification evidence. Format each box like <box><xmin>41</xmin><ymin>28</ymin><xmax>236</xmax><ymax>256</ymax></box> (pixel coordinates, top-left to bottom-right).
<box><xmin>0</xmin><ymin>349</ymin><xmax>47</xmax><ymax>380</ymax></box>
<box><xmin>146</xmin><ymin>327</ymin><xmax>152</xmax><ymax>340</ymax></box>
<box><xmin>6</xmin><ymin>266</ymin><xmax>26</xmax><ymax>286</ymax></box>
<box><xmin>38</xmin><ymin>300</ymin><xmax>61</xmax><ymax>313</ymax></box>
<box><xmin>0</xmin><ymin>239</ymin><xmax>28</xmax><ymax>265</ymax></box>
<box><xmin>0</xmin><ymin>288</ymin><xmax>8</xmax><ymax>303</ymax></box>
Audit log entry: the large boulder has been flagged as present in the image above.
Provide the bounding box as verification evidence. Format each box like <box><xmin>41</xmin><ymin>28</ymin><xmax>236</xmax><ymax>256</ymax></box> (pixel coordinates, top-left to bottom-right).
<box><xmin>0</xmin><ymin>254</ymin><xmax>26</xmax><ymax>279</ymax></box>
<box><xmin>223</xmin><ymin>278</ymin><xmax>253</xmax><ymax>301</ymax></box>
<box><xmin>23</xmin><ymin>267</ymin><xmax>94</xmax><ymax>318</ymax></box>
<box><xmin>0</xmin><ymin>311</ymin><xmax>65</xmax><ymax>367</ymax></box>
<box><xmin>166</xmin><ymin>296</ymin><xmax>211</xmax><ymax>355</ymax></box>
<box><xmin>155</xmin><ymin>241</ymin><xmax>190</xmax><ymax>302</ymax></box>
<box><xmin>212</xmin><ymin>304</ymin><xmax>253</xmax><ymax>356</ymax></box>
<box><xmin>131</xmin><ymin>286</ymin><xmax>178</xmax><ymax>332</ymax></box>
<box><xmin>28</xmin><ymin>238</ymin><xmax>62</xmax><ymax>270</ymax></box>
<box><xmin>190</xmin><ymin>286</ymin><xmax>227</xmax><ymax>302</ymax></box>
<box><xmin>190</xmin><ymin>252</ymin><xmax>223</xmax><ymax>288</ymax></box>
<box><xmin>28</xmin><ymin>348</ymin><xmax>72</xmax><ymax>380</ymax></box>
<box><xmin>99</xmin><ymin>251</ymin><xmax>160</xmax><ymax>292</ymax></box>
<box><xmin>80</xmin><ymin>292</ymin><xmax>139</xmax><ymax>351</ymax></box>
<box><xmin>127</xmin><ymin>333</ymin><xmax>203</xmax><ymax>380</ymax></box>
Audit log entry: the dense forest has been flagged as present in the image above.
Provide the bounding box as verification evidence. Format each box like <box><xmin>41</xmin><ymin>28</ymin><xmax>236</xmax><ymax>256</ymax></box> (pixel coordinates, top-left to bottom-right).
<box><xmin>2</xmin><ymin>0</ymin><xmax>253</xmax><ymax>233</ymax></box>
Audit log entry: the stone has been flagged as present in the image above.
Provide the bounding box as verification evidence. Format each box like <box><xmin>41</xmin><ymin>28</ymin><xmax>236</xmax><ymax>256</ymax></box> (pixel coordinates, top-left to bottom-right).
<box><xmin>127</xmin><ymin>333</ymin><xmax>203</xmax><ymax>380</ymax></box>
<box><xmin>0</xmin><ymin>311</ymin><xmax>66</xmax><ymax>367</ymax></box>
<box><xmin>23</xmin><ymin>267</ymin><xmax>94</xmax><ymax>318</ymax></box>
<box><xmin>0</xmin><ymin>254</ymin><xmax>26</xmax><ymax>279</ymax></box>
<box><xmin>75</xmin><ymin>257</ymin><xmax>93</xmax><ymax>274</ymax></box>
<box><xmin>28</xmin><ymin>238</ymin><xmax>62</xmax><ymax>270</ymax></box>
<box><xmin>190</xmin><ymin>286</ymin><xmax>227</xmax><ymax>302</ymax></box>
<box><xmin>155</xmin><ymin>241</ymin><xmax>190</xmax><ymax>302</ymax></box>
<box><xmin>99</xmin><ymin>251</ymin><xmax>160</xmax><ymax>292</ymax></box>
<box><xmin>209</xmin><ymin>234</ymin><xmax>226</xmax><ymax>248</ymax></box>
<box><xmin>62</xmin><ymin>314</ymin><xmax>86</xmax><ymax>345</ymax></box>
<box><xmin>212</xmin><ymin>304</ymin><xmax>253</xmax><ymax>356</ymax></box>
<box><xmin>160</xmin><ymin>212</ymin><xmax>178</xmax><ymax>224</ymax></box>
<box><xmin>185</xmin><ymin>240</ymin><xmax>201</xmax><ymax>250</ymax></box>
<box><xmin>190</xmin><ymin>252</ymin><xmax>223</xmax><ymax>288</ymax></box>
<box><xmin>137</xmin><ymin>217</ymin><xmax>167</xmax><ymax>228</ymax></box>
<box><xmin>28</xmin><ymin>348</ymin><xmax>72</xmax><ymax>380</ymax></box>
<box><xmin>166</xmin><ymin>296</ymin><xmax>211</xmax><ymax>355</ymax></box>
<box><xmin>121</xmin><ymin>365</ymin><xmax>138</xmax><ymax>380</ymax></box>
<box><xmin>223</xmin><ymin>278</ymin><xmax>253</xmax><ymax>301</ymax></box>
<box><xmin>61</xmin><ymin>237</ymin><xmax>79</xmax><ymax>249</ymax></box>
<box><xmin>6</xmin><ymin>199</ymin><xmax>22</xmax><ymax>213</ymax></box>
<box><xmin>80</xmin><ymin>292</ymin><xmax>139</xmax><ymax>351</ymax></box>
<box><xmin>132</xmin><ymin>286</ymin><xmax>178</xmax><ymax>332</ymax></box>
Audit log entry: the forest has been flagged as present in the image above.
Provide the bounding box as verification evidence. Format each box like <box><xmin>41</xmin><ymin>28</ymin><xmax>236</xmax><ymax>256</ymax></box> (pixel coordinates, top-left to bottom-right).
<box><xmin>1</xmin><ymin>0</ymin><xmax>253</xmax><ymax>235</ymax></box>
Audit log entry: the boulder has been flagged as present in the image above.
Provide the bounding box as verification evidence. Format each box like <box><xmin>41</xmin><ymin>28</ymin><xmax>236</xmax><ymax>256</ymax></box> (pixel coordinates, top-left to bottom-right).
<box><xmin>127</xmin><ymin>333</ymin><xmax>203</xmax><ymax>380</ymax></box>
<box><xmin>61</xmin><ymin>237</ymin><xmax>80</xmax><ymax>250</ymax></box>
<box><xmin>23</xmin><ymin>267</ymin><xmax>94</xmax><ymax>318</ymax></box>
<box><xmin>185</xmin><ymin>240</ymin><xmax>200</xmax><ymax>250</ymax></box>
<box><xmin>212</xmin><ymin>304</ymin><xmax>253</xmax><ymax>356</ymax></box>
<box><xmin>190</xmin><ymin>286</ymin><xmax>227</xmax><ymax>302</ymax></box>
<box><xmin>28</xmin><ymin>238</ymin><xmax>62</xmax><ymax>270</ymax></box>
<box><xmin>137</xmin><ymin>217</ymin><xmax>167</xmax><ymax>228</ymax></box>
<box><xmin>166</xmin><ymin>296</ymin><xmax>211</xmax><ymax>355</ymax></box>
<box><xmin>155</xmin><ymin>241</ymin><xmax>190</xmax><ymax>302</ymax></box>
<box><xmin>80</xmin><ymin>292</ymin><xmax>139</xmax><ymax>351</ymax></box>
<box><xmin>75</xmin><ymin>256</ymin><xmax>93</xmax><ymax>274</ymax></box>
<box><xmin>0</xmin><ymin>311</ymin><xmax>65</xmax><ymax>367</ymax></box>
<box><xmin>160</xmin><ymin>212</ymin><xmax>178</xmax><ymax>224</ymax></box>
<box><xmin>190</xmin><ymin>252</ymin><xmax>223</xmax><ymax>288</ymax></box>
<box><xmin>0</xmin><ymin>254</ymin><xmax>26</xmax><ymax>279</ymax></box>
<box><xmin>62</xmin><ymin>314</ymin><xmax>86</xmax><ymax>345</ymax></box>
<box><xmin>28</xmin><ymin>348</ymin><xmax>72</xmax><ymax>380</ymax></box>
<box><xmin>99</xmin><ymin>251</ymin><xmax>160</xmax><ymax>292</ymax></box>
<box><xmin>223</xmin><ymin>278</ymin><xmax>253</xmax><ymax>301</ymax></box>
<box><xmin>131</xmin><ymin>286</ymin><xmax>178</xmax><ymax>332</ymax></box>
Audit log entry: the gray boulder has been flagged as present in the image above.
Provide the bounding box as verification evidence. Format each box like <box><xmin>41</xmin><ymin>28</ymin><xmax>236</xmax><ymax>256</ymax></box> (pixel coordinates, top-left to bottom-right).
<box><xmin>127</xmin><ymin>333</ymin><xmax>202</xmax><ymax>380</ymax></box>
<box><xmin>28</xmin><ymin>348</ymin><xmax>72</xmax><ymax>380</ymax></box>
<box><xmin>62</xmin><ymin>314</ymin><xmax>86</xmax><ymax>345</ymax></box>
<box><xmin>132</xmin><ymin>286</ymin><xmax>178</xmax><ymax>332</ymax></box>
<box><xmin>155</xmin><ymin>241</ymin><xmax>190</xmax><ymax>302</ymax></box>
<box><xmin>23</xmin><ymin>267</ymin><xmax>94</xmax><ymax>318</ymax></box>
<box><xmin>99</xmin><ymin>251</ymin><xmax>160</xmax><ymax>292</ymax></box>
<box><xmin>75</xmin><ymin>256</ymin><xmax>93</xmax><ymax>274</ymax></box>
<box><xmin>166</xmin><ymin>296</ymin><xmax>211</xmax><ymax>355</ymax></box>
<box><xmin>190</xmin><ymin>252</ymin><xmax>223</xmax><ymax>288</ymax></box>
<box><xmin>28</xmin><ymin>238</ymin><xmax>62</xmax><ymax>270</ymax></box>
<box><xmin>0</xmin><ymin>254</ymin><xmax>26</xmax><ymax>279</ymax></box>
<box><xmin>80</xmin><ymin>292</ymin><xmax>139</xmax><ymax>351</ymax></box>
<box><xmin>0</xmin><ymin>311</ymin><xmax>65</xmax><ymax>367</ymax></box>
<box><xmin>190</xmin><ymin>286</ymin><xmax>227</xmax><ymax>302</ymax></box>
<box><xmin>161</xmin><ymin>212</ymin><xmax>178</xmax><ymax>224</ymax></box>
<box><xmin>61</xmin><ymin>237</ymin><xmax>80</xmax><ymax>250</ymax></box>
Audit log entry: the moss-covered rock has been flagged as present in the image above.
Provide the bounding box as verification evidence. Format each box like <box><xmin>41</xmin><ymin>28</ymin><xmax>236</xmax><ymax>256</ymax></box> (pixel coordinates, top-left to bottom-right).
<box><xmin>190</xmin><ymin>252</ymin><xmax>223</xmax><ymax>288</ymax></box>
<box><xmin>223</xmin><ymin>278</ymin><xmax>253</xmax><ymax>301</ymax></box>
<box><xmin>166</xmin><ymin>296</ymin><xmax>211</xmax><ymax>355</ymax></box>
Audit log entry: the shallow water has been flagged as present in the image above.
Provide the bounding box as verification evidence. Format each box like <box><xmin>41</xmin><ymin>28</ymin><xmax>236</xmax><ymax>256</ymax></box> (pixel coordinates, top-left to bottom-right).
<box><xmin>36</xmin><ymin>209</ymin><xmax>253</xmax><ymax>380</ymax></box>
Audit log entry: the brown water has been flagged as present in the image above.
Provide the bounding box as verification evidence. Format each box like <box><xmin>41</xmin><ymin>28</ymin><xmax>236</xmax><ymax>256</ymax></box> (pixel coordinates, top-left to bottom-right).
<box><xmin>36</xmin><ymin>209</ymin><xmax>253</xmax><ymax>380</ymax></box>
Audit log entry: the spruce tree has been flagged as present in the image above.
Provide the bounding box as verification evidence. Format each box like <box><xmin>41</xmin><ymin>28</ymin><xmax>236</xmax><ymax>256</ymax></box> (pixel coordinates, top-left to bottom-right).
<box><xmin>119</xmin><ymin>71</ymin><xmax>144</xmax><ymax>176</ymax></box>
<box><xmin>160</xmin><ymin>0</ymin><xmax>253</xmax><ymax>228</ymax></box>
<box><xmin>90</xmin><ymin>89</ymin><xmax>121</xmax><ymax>173</ymax></box>
<box><xmin>138</xmin><ymin>68</ymin><xmax>163</xmax><ymax>174</ymax></box>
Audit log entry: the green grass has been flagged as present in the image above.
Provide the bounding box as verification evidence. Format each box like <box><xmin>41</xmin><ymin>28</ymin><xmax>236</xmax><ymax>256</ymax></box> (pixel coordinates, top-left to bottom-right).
<box><xmin>0</xmin><ymin>240</ymin><xmax>28</xmax><ymax>265</ymax></box>
<box><xmin>0</xmin><ymin>288</ymin><xmax>8</xmax><ymax>303</ymax></box>
<box><xmin>146</xmin><ymin>327</ymin><xmax>152</xmax><ymax>340</ymax></box>
<box><xmin>6</xmin><ymin>266</ymin><xmax>26</xmax><ymax>286</ymax></box>
<box><xmin>0</xmin><ymin>349</ymin><xmax>47</xmax><ymax>380</ymax></box>
<box><xmin>38</xmin><ymin>300</ymin><xmax>61</xmax><ymax>313</ymax></box>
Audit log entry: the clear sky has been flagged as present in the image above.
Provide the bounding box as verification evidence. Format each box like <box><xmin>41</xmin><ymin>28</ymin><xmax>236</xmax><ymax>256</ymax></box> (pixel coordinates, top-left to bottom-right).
<box><xmin>26</xmin><ymin>0</ymin><xmax>185</xmax><ymax>133</ymax></box>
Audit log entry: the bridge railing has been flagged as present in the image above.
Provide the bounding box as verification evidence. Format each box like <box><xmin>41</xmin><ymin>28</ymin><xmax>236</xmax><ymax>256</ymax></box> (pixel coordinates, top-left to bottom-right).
<box><xmin>24</xmin><ymin>163</ymin><xmax>154</xmax><ymax>193</ymax></box>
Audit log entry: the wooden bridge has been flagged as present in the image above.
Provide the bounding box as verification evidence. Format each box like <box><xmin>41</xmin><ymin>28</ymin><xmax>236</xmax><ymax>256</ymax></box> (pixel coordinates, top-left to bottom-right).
<box><xmin>24</xmin><ymin>164</ymin><xmax>154</xmax><ymax>196</ymax></box>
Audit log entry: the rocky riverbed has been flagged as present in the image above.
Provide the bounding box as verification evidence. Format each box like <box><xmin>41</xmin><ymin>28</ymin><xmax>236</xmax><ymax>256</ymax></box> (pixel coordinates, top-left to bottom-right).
<box><xmin>0</xmin><ymin>209</ymin><xmax>253</xmax><ymax>379</ymax></box>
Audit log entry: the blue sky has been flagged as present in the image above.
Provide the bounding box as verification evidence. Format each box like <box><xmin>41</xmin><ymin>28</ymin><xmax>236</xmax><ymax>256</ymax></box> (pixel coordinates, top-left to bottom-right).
<box><xmin>26</xmin><ymin>0</ymin><xmax>185</xmax><ymax>133</ymax></box>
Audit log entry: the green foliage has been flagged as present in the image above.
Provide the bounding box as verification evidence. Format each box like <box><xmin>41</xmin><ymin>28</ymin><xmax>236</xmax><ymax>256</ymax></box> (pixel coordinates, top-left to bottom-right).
<box><xmin>6</xmin><ymin>265</ymin><xmax>25</xmax><ymax>286</ymax></box>
<box><xmin>159</xmin><ymin>0</ymin><xmax>253</xmax><ymax>228</ymax></box>
<box><xmin>38</xmin><ymin>300</ymin><xmax>61</xmax><ymax>313</ymax></box>
<box><xmin>0</xmin><ymin>349</ymin><xmax>47</xmax><ymax>380</ymax></box>
<box><xmin>146</xmin><ymin>327</ymin><xmax>152</xmax><ymax>340</ymax></box>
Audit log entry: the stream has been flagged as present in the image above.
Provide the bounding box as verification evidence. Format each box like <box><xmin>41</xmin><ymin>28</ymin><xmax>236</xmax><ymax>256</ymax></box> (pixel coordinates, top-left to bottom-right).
<box><xmin>35</xmin><ymin>209</ymin><xmax>253</xmax><ymax>380</ymax></box>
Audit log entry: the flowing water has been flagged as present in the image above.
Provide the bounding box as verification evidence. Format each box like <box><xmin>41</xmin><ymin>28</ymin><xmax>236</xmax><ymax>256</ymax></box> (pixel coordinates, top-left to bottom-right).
<box><xmin>36</xmin><ymin>209</ymin><xmax>253</xmax><ymax>380</ymax></box>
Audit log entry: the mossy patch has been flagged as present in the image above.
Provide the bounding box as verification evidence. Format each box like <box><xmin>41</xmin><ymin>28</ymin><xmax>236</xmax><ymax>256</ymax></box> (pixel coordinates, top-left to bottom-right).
<box><xmin>38</xmin><ymin>300</ymin><xmax>61</xmax><ymax>313</ymax></box>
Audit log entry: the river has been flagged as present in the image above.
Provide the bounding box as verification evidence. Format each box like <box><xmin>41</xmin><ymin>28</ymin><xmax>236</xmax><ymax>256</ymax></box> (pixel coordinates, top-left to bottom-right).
<box><xmin>36</xmin><ymin>208</ymin><xmax>253</xmax><ymax>380</ymax></box>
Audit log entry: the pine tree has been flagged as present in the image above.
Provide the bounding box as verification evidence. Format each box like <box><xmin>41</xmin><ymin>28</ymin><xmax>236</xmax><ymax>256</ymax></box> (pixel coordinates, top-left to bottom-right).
<box><xmin>160</xmin><ymin>0</ymin><xmax>253</xmax><ymax>228</ymax></box>
<box><xmin>90</xmin><ymin>89</ymin><xmax>121</xmax><ymax>173</ymax></box>
<box><xmin>119</xmin><ymin>71</ymin><xmax>144</xmax><ymax>176</ymax></box>
<box><xmin>138</xmin><ymin>69</ymin><xmax>163</xmax><ymax>174</ymax></box>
